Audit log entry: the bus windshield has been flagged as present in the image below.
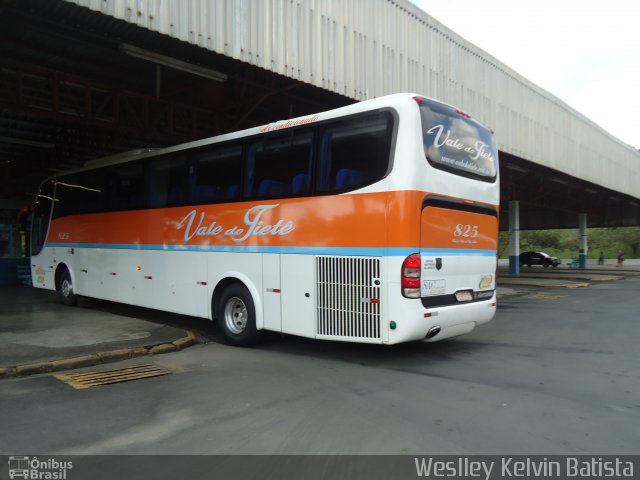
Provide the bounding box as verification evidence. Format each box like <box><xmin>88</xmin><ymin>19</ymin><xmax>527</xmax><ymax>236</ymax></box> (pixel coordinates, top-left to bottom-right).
<box><xmin>419</xmin><ymin>100</ymin><xmax>498</xmax><ymax>181</ymax></box>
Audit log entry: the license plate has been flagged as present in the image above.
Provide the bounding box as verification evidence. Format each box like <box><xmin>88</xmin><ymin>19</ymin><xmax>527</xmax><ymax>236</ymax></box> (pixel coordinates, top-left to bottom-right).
<box><xmin>421</xmin><ymin>279</ymin><xmax>446</xmax><ymax>296</ymax></box>
<box><xmin>455</xmin><ymin>291</ymin><xmax>473</xmax><ymax>302</ymax></box>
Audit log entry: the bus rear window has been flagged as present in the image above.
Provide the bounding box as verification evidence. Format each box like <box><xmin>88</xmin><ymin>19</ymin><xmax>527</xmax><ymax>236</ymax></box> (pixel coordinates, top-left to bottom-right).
<box><xmin>419</xmin><ymin>101</ymin><xmax>497</xmax><ymax>181</ymax></box>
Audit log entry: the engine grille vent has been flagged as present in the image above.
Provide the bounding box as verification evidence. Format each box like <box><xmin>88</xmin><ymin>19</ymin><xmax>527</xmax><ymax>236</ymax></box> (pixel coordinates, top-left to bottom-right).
<box><xmin>316</xmin><ymin>256</ymin><xmax>381</xmax><ymax>341</ymax></box>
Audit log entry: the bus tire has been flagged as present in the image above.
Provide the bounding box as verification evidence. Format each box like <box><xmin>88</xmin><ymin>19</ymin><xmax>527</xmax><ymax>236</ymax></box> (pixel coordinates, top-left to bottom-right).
<box><xmin>217</xmin><ymin>283</ymin><xmax>260</xmax><ymax>347</ymax></box>
<box><xmin>58</xmin><ymin>268</ymin><xmax>77</xmax><ymax>306</ymax></box>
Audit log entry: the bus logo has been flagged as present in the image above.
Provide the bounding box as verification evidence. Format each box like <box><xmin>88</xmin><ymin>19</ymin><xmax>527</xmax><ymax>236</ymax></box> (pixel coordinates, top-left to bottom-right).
<box><xmin>8</xmin><ymin>456</ymin><xmax>29</xmax><ymax>479</ymax></box>
<box><xmin>479</xmin><ymin>274</ymin><xmax>493</xmax><ymax>289</ymax></box>
<box><xmin>177</xmin><ymin>204</ymin><xmax>295</xmax><ymax>243</ymax></box>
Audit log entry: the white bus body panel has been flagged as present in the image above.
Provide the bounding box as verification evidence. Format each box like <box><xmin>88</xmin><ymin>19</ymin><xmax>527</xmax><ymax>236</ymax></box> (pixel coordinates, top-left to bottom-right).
<box><xmin>262</xmin><ymin>253</ymin><xmax>282</xmax><ymax>331</ymax></box>
<box><xmin>281</xmin><ymin>255</ymin><xmax>315</xmax><ymax>338</ymax></box>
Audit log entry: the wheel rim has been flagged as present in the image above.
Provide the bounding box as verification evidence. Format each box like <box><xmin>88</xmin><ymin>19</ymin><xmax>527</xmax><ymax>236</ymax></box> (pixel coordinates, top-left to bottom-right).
<box><xmin>224</xmin><ymin>296</ymin><xmax>248</xmax><ymax>334</ymax></box>
<box><xmin>61</xmin><ymin>278</ymin><xmax>73</xmax><ymax>297</ymax></box>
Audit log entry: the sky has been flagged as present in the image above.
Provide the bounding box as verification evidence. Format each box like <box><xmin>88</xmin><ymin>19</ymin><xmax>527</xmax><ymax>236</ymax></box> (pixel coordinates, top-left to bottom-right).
<box><xmin>410</xmin><ymin>0</ymin><xmax>640</xmax><ymax>149</ymax></box>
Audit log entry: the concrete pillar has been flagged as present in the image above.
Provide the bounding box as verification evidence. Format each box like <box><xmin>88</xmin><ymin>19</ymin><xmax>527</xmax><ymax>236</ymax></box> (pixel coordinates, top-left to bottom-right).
<box><xmin>508</xmin><ymin>200</ymin><xmax>520</xmax><ymax>274</ymax></box>
<box><xmin>579</xmin><ymin>213</ymin><xmax>588</xmax><ymax>269</ymax></box>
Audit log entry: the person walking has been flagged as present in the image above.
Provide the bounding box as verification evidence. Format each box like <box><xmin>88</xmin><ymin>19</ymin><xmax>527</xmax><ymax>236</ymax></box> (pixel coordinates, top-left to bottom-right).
<box><xmin>598</xmin><ymin>252</ymin><xmax>604</xmax><ymax>265</ymax></box>
<box><xmin>617</xmin><ymin>251</ymin><xmax>625</xmax><ymax>267</ymax></box>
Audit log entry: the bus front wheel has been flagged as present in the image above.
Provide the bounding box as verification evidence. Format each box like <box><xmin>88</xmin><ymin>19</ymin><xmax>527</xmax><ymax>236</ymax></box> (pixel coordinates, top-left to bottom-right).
<box><xmin>217</xmin><ymin>283</ymin><xmax>260</xmax><ymax>347</ymax></box>
<box><xmin>58</xmin><ymin>268</ymin><xmax>77</xmax><ymax>306</ymax></box>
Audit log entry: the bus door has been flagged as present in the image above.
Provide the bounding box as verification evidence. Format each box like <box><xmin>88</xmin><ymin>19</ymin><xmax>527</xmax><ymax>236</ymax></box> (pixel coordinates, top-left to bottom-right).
<box><xmin>420</xmin><ymin>198</ymin><xmax>498</xmax><ymax>308</ymax></box>
<box><xmin>31</xmin><ymin>180</ymin><xmax>55</xmax><ymax>288</ymax></box>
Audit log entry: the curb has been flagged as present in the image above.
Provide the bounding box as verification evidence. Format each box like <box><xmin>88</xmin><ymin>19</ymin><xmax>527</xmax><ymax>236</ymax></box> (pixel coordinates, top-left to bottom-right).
<box><xmin>498</xmin><ymin>280</ymin><xmax>590</xmax><ymax>288</ymax></box>
<box><xmin>0</xmin><ymin>331</ymin><xmax>198</xmax><ymax>380</ymax></box>
<box><xmin>496</xmin><ymin>291</ymin><xmax>528</xmax><ymax>300</ymax></box>
<box><xmin>501</xmin><ymin>274</ymin><xmax>622</xmax><ymax>282</ymax></box>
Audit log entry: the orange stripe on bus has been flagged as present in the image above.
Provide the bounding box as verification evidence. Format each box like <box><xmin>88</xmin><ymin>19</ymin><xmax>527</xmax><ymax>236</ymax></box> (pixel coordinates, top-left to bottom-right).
<box><xmin>48</xmin><ymin>191</ymin><xmax>497</xmax><ymax>249</ymax></box>
<box><xmin>421</xmin><ymin>206</ymin><xmax>498</xmax><ymax>250</ymax></box>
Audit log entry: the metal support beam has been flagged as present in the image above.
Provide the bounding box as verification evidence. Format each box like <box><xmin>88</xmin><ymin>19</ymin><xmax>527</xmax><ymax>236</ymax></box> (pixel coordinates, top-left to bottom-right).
<box><xmin>509</xmin><ymin>200</ymin><xmax>520</xmax><ymax>274</ymax></box>
<box><xmin>0</xmin><ymin>59</ymin><xmax>218</xmax><ymax>142</ymax></box>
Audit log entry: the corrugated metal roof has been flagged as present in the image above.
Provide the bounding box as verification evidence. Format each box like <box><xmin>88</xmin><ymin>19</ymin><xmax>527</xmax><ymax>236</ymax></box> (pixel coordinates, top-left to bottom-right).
<box><xmin>46</xmin><ymin>0</ymin><xmax>640</xmax><ymax>200</ymax></box>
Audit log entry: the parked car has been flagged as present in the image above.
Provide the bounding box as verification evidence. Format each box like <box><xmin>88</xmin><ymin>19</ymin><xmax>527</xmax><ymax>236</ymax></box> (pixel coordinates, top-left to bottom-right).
<box><xmin>519</xmin><ymin>251</ymin><xmax>561</xmax><ymax>268</ymax></box>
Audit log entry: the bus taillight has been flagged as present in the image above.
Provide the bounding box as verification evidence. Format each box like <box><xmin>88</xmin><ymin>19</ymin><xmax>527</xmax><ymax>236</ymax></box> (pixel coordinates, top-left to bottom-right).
<box><xmin>401</xmin><ymin>253</ymin><xmax>421</xmax><ymax>298</ymax></box>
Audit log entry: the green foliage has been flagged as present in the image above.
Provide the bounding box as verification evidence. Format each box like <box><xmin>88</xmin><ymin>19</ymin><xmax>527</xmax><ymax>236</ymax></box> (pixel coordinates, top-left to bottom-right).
<box><xmin>498</xmin><ymin>226</ymin><xmax>640</xmax><ymax>259</ymax></box>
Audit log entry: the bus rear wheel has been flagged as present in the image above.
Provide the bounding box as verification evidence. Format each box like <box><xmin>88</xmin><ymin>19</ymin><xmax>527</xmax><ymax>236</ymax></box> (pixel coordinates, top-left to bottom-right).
<box><xmin>58</xmin><ymin>268</ymin><xmax>77</xmax><ymax>306</ymax></box>
<box><xmin>217</xmin><ymin>283</ymin><xmax>260</xmax><ymax>347</ymax></box>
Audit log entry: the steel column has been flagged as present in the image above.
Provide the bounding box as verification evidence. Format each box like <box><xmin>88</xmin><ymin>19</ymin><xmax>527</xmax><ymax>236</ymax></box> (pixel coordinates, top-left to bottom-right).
<box><xmin>579</xmin><ymin>213</ymin><xmax>588</xmax><ymax>269</ymax></box>
<box><xmin>509</xmin><ymin>200</ymin><xmax>520</xmax><ymax>274</ymax></box>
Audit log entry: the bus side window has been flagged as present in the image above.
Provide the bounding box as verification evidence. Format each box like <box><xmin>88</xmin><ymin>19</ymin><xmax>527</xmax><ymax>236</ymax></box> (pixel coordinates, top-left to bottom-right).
<box><xmin>334</xmin><ymin>169</ymin><xmax>367</xmax><ymax>189</ymax></box>
<box><xmin>291</xmin><ymin>173</ymin><xmax>310</xmax><ymax>194</ymax></box>
<box><xmin>317</xmin><ymin>111</ymin><xmax>393</xmax><ymax>193</ymax></box>
<box><xmin>245</xmin><ymin>129</ymin><xmax>313</xmax><ymax>200</ymax></box>
<box><xmin>53</xmin><ymin>172</ymin><xmax>105</xmax><ymax>218</ymax></box>
<box><xmin>147</xmin><ymin>154</ymin><xmax>188</xmax><ymax>208</ymax></box>
<box><xmin>108</xmin><ymin>163</ymin><xmax>145</xmax><ymax>211</ymax></box>
<box><xmin>79</xmin><ymin>171</ymin><xmax>106</xmax><ymax>214</ymax></box>
<box><xmin>191</xmin><ymin>143</ymin><xmax>242</xmax><ymax>204</ymax></box>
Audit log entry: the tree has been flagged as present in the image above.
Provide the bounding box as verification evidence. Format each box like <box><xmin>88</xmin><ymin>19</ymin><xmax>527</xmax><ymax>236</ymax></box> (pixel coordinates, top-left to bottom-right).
<box><xmin>521</xmin><ymin>230</ymin><xmax>560</xmax><ymax>251</ymax></box>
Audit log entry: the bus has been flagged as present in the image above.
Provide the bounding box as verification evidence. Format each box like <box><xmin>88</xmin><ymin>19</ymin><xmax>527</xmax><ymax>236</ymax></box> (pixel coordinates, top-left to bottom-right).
<box><xmin>30</xmin><ymin>93</ymin><xmax>499</xmax><ymax>346</ymax></box>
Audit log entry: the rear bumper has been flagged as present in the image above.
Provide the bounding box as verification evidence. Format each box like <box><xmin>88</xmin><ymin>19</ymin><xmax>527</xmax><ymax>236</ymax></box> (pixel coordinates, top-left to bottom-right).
<box><xmin>386</xmin><ymin>290</ymin><xmax>496</xmax><ymax>344</ymax></box>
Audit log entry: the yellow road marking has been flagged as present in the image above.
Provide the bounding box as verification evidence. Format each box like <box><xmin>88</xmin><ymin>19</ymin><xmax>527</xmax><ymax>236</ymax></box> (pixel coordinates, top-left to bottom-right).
<box><xmin>54</xmin><ymin>363</ymin><xmax>171</xmax><ymax>389</ymax></box>
<box><xmin>525</xmin><ymin>293</ymin><xmax>567</xmax><ymax>300</ymax></box>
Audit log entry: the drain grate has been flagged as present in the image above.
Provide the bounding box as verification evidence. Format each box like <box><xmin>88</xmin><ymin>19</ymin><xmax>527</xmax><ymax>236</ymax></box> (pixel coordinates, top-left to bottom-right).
<box><xmin>54</xmin><ymin>363</ymin><xmax>171</xmax><ymax>389</ymax></box>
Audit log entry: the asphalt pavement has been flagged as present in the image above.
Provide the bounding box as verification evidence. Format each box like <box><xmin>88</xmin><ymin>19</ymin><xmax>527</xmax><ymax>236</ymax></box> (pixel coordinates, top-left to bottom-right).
<box><xmin>0</xmin><ymin>271</ymin><xmax>638</xmax><ymax>457</ymax></box>
<box><xmin>1</xmin><ymin>265</ymin><xmax>631</xmax><ymax>377</ymax></box>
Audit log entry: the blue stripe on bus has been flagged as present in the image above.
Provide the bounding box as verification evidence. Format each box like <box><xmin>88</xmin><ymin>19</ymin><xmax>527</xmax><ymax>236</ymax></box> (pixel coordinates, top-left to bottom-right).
<box><xmin>420</xmin><ymin>248</ymin><xmax>497</xmax><ymax>257</ymax></box>
<box><xmin>46</xmin><ymin>242</ymin><xmax>497</xmax><ymax>257</ymax></box>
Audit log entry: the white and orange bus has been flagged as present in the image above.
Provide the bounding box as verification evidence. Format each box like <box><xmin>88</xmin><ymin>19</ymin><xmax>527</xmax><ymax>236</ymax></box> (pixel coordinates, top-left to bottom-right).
<box><xmin>30</xmin><ymin>93</ymin><xmax>499</xmax><ymax>346</ymax></box>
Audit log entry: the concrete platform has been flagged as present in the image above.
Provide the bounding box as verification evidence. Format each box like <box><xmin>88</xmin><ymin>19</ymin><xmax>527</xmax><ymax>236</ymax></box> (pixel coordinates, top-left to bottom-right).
<box><xmin>495</xmin><ymin>286</ymin><xmax>522</xmax><ymax>299</ymax></box>
<box><xmin>0</xmin><ymin>287</ymin><xmax>197</xmax><ymax>378</ymax></box>
<box><xmin>498</xmin><ymin>277</ymin><xmax>590</xmax><ymax>288</ymax></box>
<box><xmin>502</xmin><ymin>268</ymin><xmax>624</xmax><ymax>281</ymax></box>
<box><xmin>497</xmin><ymin>261</ymin><xmax>640</xmax><ymax>275</ymax></box>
